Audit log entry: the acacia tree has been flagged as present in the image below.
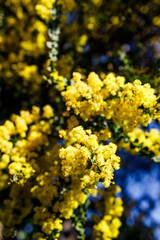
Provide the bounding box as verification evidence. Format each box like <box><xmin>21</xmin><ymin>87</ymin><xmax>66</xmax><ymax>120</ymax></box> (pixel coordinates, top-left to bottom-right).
<box><xmin>0</xmin><ymin>0</ymin><xmax>160</xmax><ymax>239</ymax></box>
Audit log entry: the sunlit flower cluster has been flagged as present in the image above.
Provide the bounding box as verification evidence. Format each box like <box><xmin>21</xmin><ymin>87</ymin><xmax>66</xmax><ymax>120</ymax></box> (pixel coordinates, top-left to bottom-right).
<box><xmin>61</xmin><ymin>72</ymin><xmax>158</xmax><ymax>133</ymax></box>
<box><xmin>59</xmin><ymin>126</ymin><xmax>120</xmax><ymax>190</ymax></box>
<box><xmin>0</xmin><ymin>105</ymin><xmax>54</xmax><ymax>186</ymax></box>
<box><xmin>119</xmin><ymin>128</ymin><xmax>160</xmax><ymax>158</ymax></box>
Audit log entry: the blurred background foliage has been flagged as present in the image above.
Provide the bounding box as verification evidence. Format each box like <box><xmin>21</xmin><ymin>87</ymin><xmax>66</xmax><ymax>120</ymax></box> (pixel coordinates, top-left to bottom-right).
<box><xmin>1</xmin><ymin>0</ymin><xmax>160</xmax><ymax>119</ymax></box>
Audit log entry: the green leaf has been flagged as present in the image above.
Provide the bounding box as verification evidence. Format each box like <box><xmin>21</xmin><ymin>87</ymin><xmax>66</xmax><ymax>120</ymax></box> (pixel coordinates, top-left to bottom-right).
<box><xmin>86</xmin><ymin>160</ymin><xmax>92</xmax><ymax>169</ymax></box>
<box><xmin>157</xmin><ymin>98</ymin><xmax>160</xmax><ymax>104</ymax></box>
<box><xmin>138</xmin><ymin>104</ymin><xmax>144</xmax><ymax>110</ymax></box>
<box><xmin>130</xmin><ymin>142</ymin><xmax>135</xmax><ymax>149</ymax></box>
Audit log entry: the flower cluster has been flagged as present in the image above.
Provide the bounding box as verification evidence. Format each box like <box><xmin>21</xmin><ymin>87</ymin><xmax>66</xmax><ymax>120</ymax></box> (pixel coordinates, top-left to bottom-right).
<box><xmin>0</xmin><ymin>105</ymin><xmax>54</xmax><ymax>186</ymax></box>
<box><xmin>61</xmin><ymin>72</ymin><xmax>158</xmax><ymax>133</ymax></box>
<box><xmin>0</xmin><ymin>0</ymin><xmax>56</xmax><ymax>102</ymax></box>
<box><xmin>93</xmin><ymin>185</ymin><xmax>124</xmax><ymax>240</ymax></box>
<box><xmin>119</xmin><ymin>128</ymin><xmax>160</xmax><ymax>158</ymax></box>
<box><xmin>35</xmin><ymin>0</ymin><xmax>56</xmax><ymax>21</ymax></box>
<box><xmin>0</xmin><ymin>183</ymin><xmax>32</xmax><ymax>237</ymax></box>
<box><xmin>59</xmin><ymin>126</ymin><xmax>120</xmax><ymax>190</ymax></box>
